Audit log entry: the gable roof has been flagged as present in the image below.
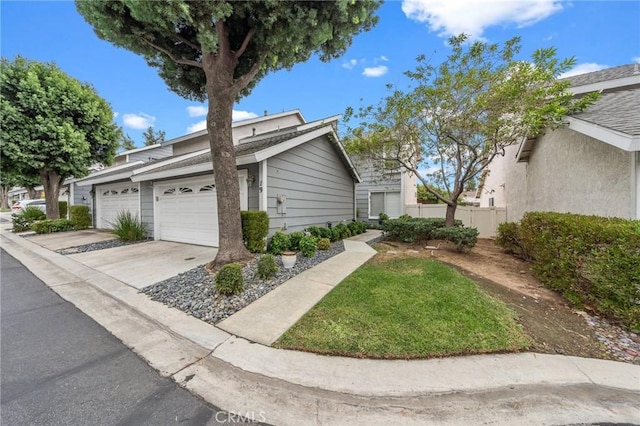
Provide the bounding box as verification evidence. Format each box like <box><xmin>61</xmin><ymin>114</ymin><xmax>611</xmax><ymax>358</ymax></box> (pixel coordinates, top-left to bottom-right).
<box><xmin>131</xmin><ymin>118</ymin><xmax>360</xmax><ymax>182</ymax></box>
<box><xmin>564</xmin><ymin>64</ymin><xmax>640</xmax><ymax>95</ymax></box>
<box><xmin>160</xmin><ymin>109</ymin><xmax>306</xmax><ymax>147</ymax></box>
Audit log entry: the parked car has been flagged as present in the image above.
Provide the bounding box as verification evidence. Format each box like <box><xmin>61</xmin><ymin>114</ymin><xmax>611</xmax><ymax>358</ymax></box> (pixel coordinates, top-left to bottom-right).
<box><xmin>12</xmin><ymin>199</ymin><xmax>46</xmax><ymax>214</ymax></box>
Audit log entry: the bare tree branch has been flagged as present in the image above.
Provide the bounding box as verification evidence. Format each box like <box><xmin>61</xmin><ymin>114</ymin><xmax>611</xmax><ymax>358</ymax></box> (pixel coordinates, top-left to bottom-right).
<box><xmin>142</xmin><ymin>37</ymin><xmax>202</xmax><ymax>68</ymax></box>
<box><xmin>175</xmin><ymin>33</ymin><xmax>200</xmax><ymax>51</ymax></box>
<box><xmin>234</xmin><ymin>27</ymin><xmax>256</xmax><ymax>59</ymax></box>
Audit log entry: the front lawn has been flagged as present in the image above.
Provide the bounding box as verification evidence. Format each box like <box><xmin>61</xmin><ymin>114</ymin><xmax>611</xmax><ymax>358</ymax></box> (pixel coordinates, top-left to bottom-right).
<box><xmin>275</xmin><ymin>257</ymin><xmax>531</xmax><ymax>358</ymax></box>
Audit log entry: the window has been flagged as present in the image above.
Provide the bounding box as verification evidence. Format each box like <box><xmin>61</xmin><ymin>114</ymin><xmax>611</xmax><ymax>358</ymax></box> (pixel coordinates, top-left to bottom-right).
<box><xmin>199</xmin><ymin>184</ymin><xmax>215</xmax><ymax>192</ymax></box>
<box><xmin>120</xmin><ymin>188</ymin><xmax>129</xmax><ymax>194</ymax></box>
<box><xmin>130</xmin><ymin>187</ymin><xmax>139</xmax><ymax>193</ymax></box>
<box><xmin>163</xmin><ymin>188</ymin><xmax>176</xmax><ymax>195</ymax></box>
<box><xmin>369</xmin><ymin>191</ymin><xmax>401</xmax><ymax>218</ymax></box>
<box><xmin>489</xmin><ymin>197</ymin><xmax>494</xmax><ymax>207</ymax></box>
<box><xmin>179</xmin><ymin>187</ymin><xmax>194</xmax><ymax>194</ymax></box>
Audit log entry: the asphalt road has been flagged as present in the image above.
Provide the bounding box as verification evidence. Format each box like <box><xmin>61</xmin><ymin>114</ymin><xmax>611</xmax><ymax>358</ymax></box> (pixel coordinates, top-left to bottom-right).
<box><xmin>0</xmin><ymin>249</ymin><xmax>244</xmax><ymax>425</ymax></box>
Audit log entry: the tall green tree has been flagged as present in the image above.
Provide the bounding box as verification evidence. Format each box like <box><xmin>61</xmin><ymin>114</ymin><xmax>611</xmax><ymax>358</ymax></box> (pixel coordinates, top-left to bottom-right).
<box><xmin>345</xmin><ymin>35</ymin><xmax>599</xmax><ymax>226</ymax></box>
<box><xmin>77</xmin><ymin>1</ymin><xmax>380</xmax><ymax>267</ymax></box>
<box><xmin>120</xmin><ymin>132</ymin><xmax>137</xmax><ymax>151</ymax></box>
<box><xmin>0</xmin><ymin>56</ymin><xmax>119</xmax><ymax>219</ymax></box>
<box><xmin>142</xmin><ymin>126</ymin><xmax>166</xmax><ymax>146</ymax></box>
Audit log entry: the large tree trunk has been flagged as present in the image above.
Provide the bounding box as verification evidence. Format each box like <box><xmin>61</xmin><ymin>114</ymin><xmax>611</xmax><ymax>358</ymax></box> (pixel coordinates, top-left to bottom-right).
<box><xmin>203</xmin><ymin>58</ymin><xmax>252</xmax><ymax>270</ymax></box>
<box><xmin>40</xmin><ymin>171</ymin><xmax>62</xmax><ymax>219</ymax></box>
<box><xmin>445</xmin><ymin>202</ymin><xmax>457</xmax><ymax>227</ymax></box>
<box><xmin>0</xmin><ymin>186</ymin><xmax>9</xmax><ymax>209</ymax></box>
<box><xmin>26</xmin><ymin>186</ymin><xmax>38</xmax><ymax>200</ymax></box>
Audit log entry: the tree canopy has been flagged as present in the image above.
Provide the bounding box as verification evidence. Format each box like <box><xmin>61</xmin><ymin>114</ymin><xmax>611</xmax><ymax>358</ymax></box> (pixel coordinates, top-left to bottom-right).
<box><xmin>0</xmin><ymin>56</ymin><xmax>119</xmax><ymax>218</ymax></box>
<box><xmin>142</xmin><ymin>126</ymin><xmax>166</xmax><ymax>146</ymax></box>
<box><xmin>77</xmin><ymin>0</ymin><xmax>380</xmax><ymax>267</ymax></box>
<box><xmin>119</xmin><ymin>132</ymin><xmax>136</xmax><ymax>151</ymax></box>
<box><xmin>345</xmin><ymin>35</ymin><xmax>599</xmax><ymax>226</ymax></box>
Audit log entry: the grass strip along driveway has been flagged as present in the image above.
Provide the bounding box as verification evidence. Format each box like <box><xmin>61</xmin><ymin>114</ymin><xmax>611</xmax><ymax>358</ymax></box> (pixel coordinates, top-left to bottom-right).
<box><xmin>276</xmin><ymin>257</ymin><xmax>531</xmax><ymax>359</ymax></box>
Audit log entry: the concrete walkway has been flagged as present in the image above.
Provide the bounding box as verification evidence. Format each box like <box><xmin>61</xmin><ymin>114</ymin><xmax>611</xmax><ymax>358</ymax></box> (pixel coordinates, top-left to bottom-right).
<box><xmin>1</xmin><ymin>226</ymin><xmax>638</xmax><ymax>425</ymax></box>
<box><xmin>217</xmin><ymin>237</ymin><xmax>378</xmax><ymax>344</ymax></box>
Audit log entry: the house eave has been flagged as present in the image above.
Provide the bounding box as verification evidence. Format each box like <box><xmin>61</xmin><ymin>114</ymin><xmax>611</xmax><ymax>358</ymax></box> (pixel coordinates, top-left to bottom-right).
<box><xmin>567</xmin><ymin>117</ymin><xmax>640</xmax><ymax>152</ymax></box>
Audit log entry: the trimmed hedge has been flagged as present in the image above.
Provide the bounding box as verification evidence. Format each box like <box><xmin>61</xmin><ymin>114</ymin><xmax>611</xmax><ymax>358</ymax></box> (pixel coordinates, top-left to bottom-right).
<box><xmin>317</xmin><ymin>237</ymin><xmax>331</xmax><ymax>250</ymax></box>
<box><xmin>70</xmin><ymin>205</ymin><xmax>92</xmax><ymax>230</ymax></box>
<box><xmin>432</xmin><ymin>226</ymin><xmax>479</xmax><ymax>251</ymax></box>
<box><xmin>31</xmin><ymin>219</ymin><xmax>75</xmax><ymax>234</ymax></box>
<box><xmin>299</xmin><ymin>235</ymin><xmax>318</xmax><ymax>257</ymax></box>
<box><xmin>241</xmin><ymin>211</ymin><xmax>269</xmax><ymax>253</ymax></box>
<box><xmin>59</xmin><ymin>201</ymin><xmax>68</xmax><ymax>219</ymax></box>
<box><xmin>496</xmin><ymin>212</ymin><xmax>640</xmax><ymax>330</ymax></box>
<box><xmin>382</xmin><ymin>217</ymin><xmax>463</xmax><ymax>243</ymax></box>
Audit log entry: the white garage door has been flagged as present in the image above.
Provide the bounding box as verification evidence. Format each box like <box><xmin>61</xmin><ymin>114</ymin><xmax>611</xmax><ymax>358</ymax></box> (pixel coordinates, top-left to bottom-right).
<box><xmin>96</xmin><ymin>183</ymin><xmax>140</xmax><ymax>229</ymax></box>
<box><xmin>155</xmin><ymin>172</ymin><xmax>247</xmax><ymax>247</ymax></box>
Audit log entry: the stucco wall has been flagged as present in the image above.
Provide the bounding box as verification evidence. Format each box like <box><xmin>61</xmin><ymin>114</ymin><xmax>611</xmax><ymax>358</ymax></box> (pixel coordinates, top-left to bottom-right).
<box><xmin>481</xmin><ymin>127</ymin><xmax>633</xmax><ymax>221</ymax></box>
<box><xmin>266</xmin><ymin>135</ymin><xmax>355</xmax><ymax>234</ymax></box>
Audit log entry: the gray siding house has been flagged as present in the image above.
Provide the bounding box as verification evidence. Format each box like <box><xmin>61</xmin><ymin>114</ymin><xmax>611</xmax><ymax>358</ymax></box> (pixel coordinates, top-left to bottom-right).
<box><xmin>479</xmin><ymin>64</ymin><xmax>640</xmax><ymax>221</ymax></box>
<box><xmin>354</xmin><ymin>159</ymin><xmax>417</xmax><ymax>222</ymax></box>
<box><xmin>76</xmin><ymin>111</ymin><xmax>360</xmax><ymax>246</ymax></box>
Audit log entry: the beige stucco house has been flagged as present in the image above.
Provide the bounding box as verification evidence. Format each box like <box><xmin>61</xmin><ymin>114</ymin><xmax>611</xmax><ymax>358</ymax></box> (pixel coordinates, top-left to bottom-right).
<box><xmin>479</xmin><ymin>64</ymin><xmax>640</xmax><ymax>221</ymax></box>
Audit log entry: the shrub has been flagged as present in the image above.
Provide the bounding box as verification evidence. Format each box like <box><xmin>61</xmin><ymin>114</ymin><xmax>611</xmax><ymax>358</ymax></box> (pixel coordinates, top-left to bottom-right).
<box><xmin>432</xmin><ymin>226</ymin><xmax>479</xmax><ymax>251</ymax></box>
<box><xmin>268</xmin><ymin>231</ymin><xmax>290</xmax><ymax>255</ymax></box>
<box><xmin>241</xmin><ymin>211</ymin><xmax>269</xmax><ymax>253</ymax></box>
<box><xmin>257</xmin><ymin>254</ymin><xmax>278</xmax><ymax>280</ymax></box>
<box><xmin>306</xmin><ymin>226</ymin><xmax>321</xmax><ymax>238</ymax></box>
<box><xmin>288</xmin><ymin>231</ymin><xmax>305</xmax><ymax>251</ymax></box>
<box><xmin>495</xmin><ymin>222</ymin><xmax>527</xmax><ymax>259</ymax></box>
<box><xmin>331</xmin><ymin>227</ymin><xmax>342</xmax><ymax>242</ymax></box>
<box><xmin>70</xmin><ymin>205</ymin><xmax>91</xmax><ymax>230</ymax></box>
<box><xmin>31</xmin><ymin>219</ymin><xmax>74</xmax><ymax>234</ymax></box>
<box><xmin>318</xmin><ymin>226</ymin><xmax>333</xmax><ymax>239</ymax></box>
<box><xmin>317</xmin><ymin>237</ymin><xmax>331</xmax><ymax>250</ymax></box>
<box><xmin>383</xmin><ymin>217</ymin><xmax>462</xmax><ymax>242</ymax></box>
<box><xmin>112</xmin><ymin>210</ymin><xmax>147</xmax><ymax>242</ymax></box>
<box><xmin>378</xmin><ymin>212</ymin><xmax>390</xmax><ymax>223</ymax></box>
<box><xmin>215</xmin><ymin>263</ymin><xmax>244</xmax><ymax>296</ymax></box>
<box><xmin>517</xmin><ymin>212</ymin><xmax>640</xmax><ymax>330</ymax></box>
<box><xmin>299</xmin><ymin>235</ymin><xmax>318</xmax><ymax>257</ymax></box>
<box><xmin>12</xmin><ymin>206</ymin><xmax>45</xmax><ymax>232</ymax></box>
<box><xmin>334</xmin><ymin>223</ymin><xmax>351</xmax><ymax>240</ymax></box>
<box><xmin>347</xmin><ymin>221</ymin><xmax>359</xmax><ymax>235</ymax></box>
<box><xmin>59</xmin><ymin>201</ymin><xmax>68</xmax><ymax>218</ymax></box>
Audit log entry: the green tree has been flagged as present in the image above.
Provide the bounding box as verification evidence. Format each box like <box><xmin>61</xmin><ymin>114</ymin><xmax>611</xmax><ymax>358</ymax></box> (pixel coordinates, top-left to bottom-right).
<box><xmin>345</xmin><ymin>35</ymin><xmax>598</xmax><ymax>227</ymax></box>
<box><xmin>77</xmin><ymin>1</ymin><xmax>380</xmax><ymax>267</ymax></box>
<box><xmin>120</xmin><ymin>132</ymin><xmax>137</xmax><ymax>151</ymax></box>
<box><xmin>142</xmin><ymin>126</ymin><xmax>166</xmax><ymax>146</ymax></box>
<box><xmin>0</xmin><ymin>56</ymin><xmax>119</xmax><ymax>219</ymax></box>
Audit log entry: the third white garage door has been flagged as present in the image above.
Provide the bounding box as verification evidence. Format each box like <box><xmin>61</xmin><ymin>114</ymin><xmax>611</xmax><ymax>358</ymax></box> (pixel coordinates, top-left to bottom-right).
<box><xmin>155</xmin><ymin>172</ymin><xmax>247</xmax><ymax>247</ymax></box>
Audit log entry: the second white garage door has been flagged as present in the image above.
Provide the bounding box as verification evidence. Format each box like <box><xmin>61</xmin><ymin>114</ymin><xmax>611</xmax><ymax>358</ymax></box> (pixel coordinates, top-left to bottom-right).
<box><xmin>155</xmin><ymin>172</ymin><xmax>247</xmax><ymax>247</ymax></box>
<box><xmin>96</xmin><ymin>183</ymin><xmax>140</xmax><ymax>229</ymax></box>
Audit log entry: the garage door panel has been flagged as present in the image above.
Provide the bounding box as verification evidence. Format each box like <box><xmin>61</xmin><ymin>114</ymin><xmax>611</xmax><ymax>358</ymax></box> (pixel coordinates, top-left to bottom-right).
<box><xmin>157</xmin><ymin>179</ymin><xmax>219</xmax><ymax>247</ymax></box>
<box><xmin>96</xmin><ymin>183</ymin><xmax>140</xmax><ymax>229</ymax></box>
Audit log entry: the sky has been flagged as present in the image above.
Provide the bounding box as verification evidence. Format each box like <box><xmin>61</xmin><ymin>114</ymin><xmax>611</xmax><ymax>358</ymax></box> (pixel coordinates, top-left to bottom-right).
<box><xmin>2</xmin><ymin>1</ymin><xmax>639</xmax><ymax>148</ymax></box>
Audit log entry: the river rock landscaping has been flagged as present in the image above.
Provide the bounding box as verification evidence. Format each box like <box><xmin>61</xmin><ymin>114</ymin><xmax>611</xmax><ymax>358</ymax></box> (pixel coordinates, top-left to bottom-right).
<box><xmin>55</xmin><ymin>237</ymin><xmax>152</xmax><ymax>255</ymax></box>
<box><xmin>143</xmin><ymin>241</ymin><xmax>345</xmax><ymax>325</ymax></box>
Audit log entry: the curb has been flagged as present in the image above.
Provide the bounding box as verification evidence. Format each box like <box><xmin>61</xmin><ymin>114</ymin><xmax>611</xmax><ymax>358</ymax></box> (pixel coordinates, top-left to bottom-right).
<box><xmin>2</xmin><ymin>228</ymin><xmax>639</xmax><ymax>425</ymax></box>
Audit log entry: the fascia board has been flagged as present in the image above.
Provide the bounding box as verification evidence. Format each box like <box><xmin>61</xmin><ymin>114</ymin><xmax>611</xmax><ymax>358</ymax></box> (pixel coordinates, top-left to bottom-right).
<box><xmin>570</xmin><ymin>75</ymin><xmax>640</xmax><ymax>95</ymax></box>
<box><xmin>132</xmin><ymin>149</ymin><xmax>210</xmax><ymax>175</ymax></box>
<box><xmin>567</xmin><ymin>117</ymin><xmax>639</xmax><ymax>151</ymax></box>
<box><xmin>253</xmin><ymin>126</ymin><xmax>332</xmax><ymax>163</ymax></box>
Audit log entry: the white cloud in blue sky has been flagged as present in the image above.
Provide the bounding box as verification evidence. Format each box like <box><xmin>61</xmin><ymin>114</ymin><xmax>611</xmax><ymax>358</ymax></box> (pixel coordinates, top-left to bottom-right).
<box><xmin>401</xmin><ymin>0</ymin><xmax>564</xmax><ymax>39</ymax></box>
<box><xmin>559</xmin><ymin>63</ymin><xmax>608</xmax><ymax>79</ymax></box>
<box><xmin>187</xmin><ymin>106</ymin><xmax>207</xmax><ymax>117</ymax></box>
<box><xmin>362</xmin><ymin>65</ymin><xmax>389</xmax><ymax>78</ymax></box>
<box><xmin>122</xmin><ymin>113</ymin><xmax>155</xmax><ymax>130</ymax></box>
<box><xmin>186</xmin><ymin>109</ymin><xmax>258</xmax><ymax>133</ymax></box>
<box><xmin>342</xmin><ymin>59</ymin><xmax>358</xmax><ymax>70</ymax></box>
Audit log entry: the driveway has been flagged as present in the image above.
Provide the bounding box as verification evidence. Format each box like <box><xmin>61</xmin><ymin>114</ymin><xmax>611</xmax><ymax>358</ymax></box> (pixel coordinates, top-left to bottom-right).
<box><xmin>69</xmin><ymin>240</ymin><xmax>218</xmax><ymax>289</ymax></box>
<box><xmin>27</xmin><ymin>229</ymin><xmax>116</xmax><ymax>251</ymax></box>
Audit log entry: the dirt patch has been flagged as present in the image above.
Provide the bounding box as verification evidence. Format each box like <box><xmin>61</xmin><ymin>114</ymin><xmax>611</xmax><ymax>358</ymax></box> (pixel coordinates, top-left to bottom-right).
<box><xmin>374</xmin><ymin>239</ymin><xmax>639</xmax><ymax>363</ymax></box>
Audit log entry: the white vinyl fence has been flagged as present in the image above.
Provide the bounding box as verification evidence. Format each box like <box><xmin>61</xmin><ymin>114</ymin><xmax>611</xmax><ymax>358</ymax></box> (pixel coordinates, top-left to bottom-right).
<box><xmin>404</xmin><ymin>204</ymin><xmax>507</xmax><ymax>238</ymax></box>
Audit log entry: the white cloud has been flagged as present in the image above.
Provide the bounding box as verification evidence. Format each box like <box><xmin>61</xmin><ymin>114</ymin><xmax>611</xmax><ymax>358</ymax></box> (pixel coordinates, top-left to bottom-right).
<box><xmin>232</xmin><ymin>110</ymin><xmax>258</xmax><ymax>121</ymax></box>
<box><xmin>633</xmin><ymin>56</ymin><xmax>640</xmax><ymax>64</ymax></box>
<box><xmin>379</xmin><ymin>55</ymin><xmax>389</xmax><ymax>62</ymax></box>
<box><xmin>187</xmin><ymin>105</ymin><xmax>207</xmax><ymax>117</ymax></box>
<box><xmin>559</xmin><ymin>62</ymin><xmax>608</xmax><ymax>79</ymax></box>
<box><xmin>401</xmin><ymin>0</ymin><xmax>564</xmax><ymax>39</ymax></box>
<box><xmin>362</xmin><ymin>65</ymin><xmax>389</xmax><ymax>78</ymax></box>
<box><xmin>342</xmin><ymin>59</ymin><xmax>358</xmax><ymax>70</ymax></box>
<box><xmin>122</xmin><ymin>113</ymin><xmax>155</xmax><ymax>130</ymax></box>
<box><xmin>187</xmin><ymin>120</ymin><xmax>207</xmax><ymax>133</ymax></box>
<box><xmin>186</xmin><ymin>109</ymin><xmax>258</xmax><ymax>133</ymax></box>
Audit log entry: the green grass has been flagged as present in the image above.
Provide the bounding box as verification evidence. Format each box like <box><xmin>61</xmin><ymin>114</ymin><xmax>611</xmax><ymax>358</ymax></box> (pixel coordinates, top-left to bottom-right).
<box><xmin>275</xmin><ymin>257</ymin><xmax>531</xmax><ymax>359</ymax></box>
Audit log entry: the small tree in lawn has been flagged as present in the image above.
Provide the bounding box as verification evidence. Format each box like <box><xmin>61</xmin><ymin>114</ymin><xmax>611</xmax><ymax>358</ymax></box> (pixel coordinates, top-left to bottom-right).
<box><xmin>0</xmin><ymin>56</ymin><xmax>119</xmax><ymax>219</ymax></box>
<box><xmin>142</xmin><ymin>126</ymin><xmax>166</xmax><ymax>146</ymax></box>
<box><xmin>344</xmin><ymin>35</ymin><xmax>599</xmax><ymax>226</ymax></box>
<box><xmin>77</xmin><ymin>1</ymin><xmax>380</xmax><ymax>268</ymax></box>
